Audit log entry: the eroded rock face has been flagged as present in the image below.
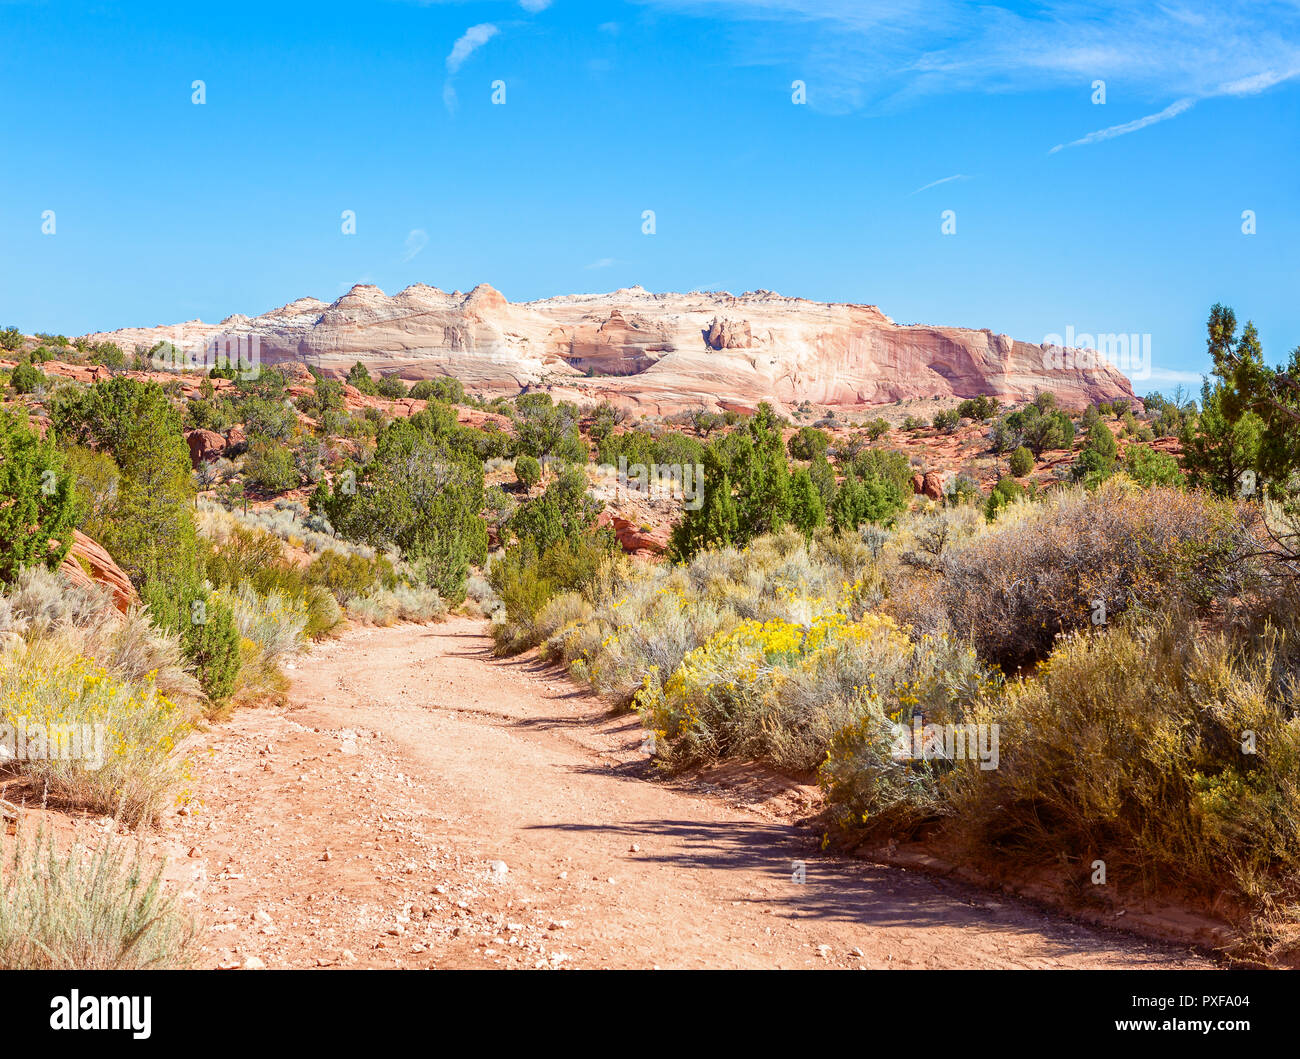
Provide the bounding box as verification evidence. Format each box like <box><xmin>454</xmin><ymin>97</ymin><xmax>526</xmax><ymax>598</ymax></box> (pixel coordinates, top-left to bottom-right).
<box><xmin>596</xmin><ymin>511</ymin><xmax>670</xmax><ymax>556</ymax></box>
<box><xmin>83</xmin><ymin>284</ymin><xmax>1137</xmax><ymax>413</ymax></box>
<box><xmin>58</xmin><ymin>531</ymin><xmax>138</xmax><ymax>614</ymax></box>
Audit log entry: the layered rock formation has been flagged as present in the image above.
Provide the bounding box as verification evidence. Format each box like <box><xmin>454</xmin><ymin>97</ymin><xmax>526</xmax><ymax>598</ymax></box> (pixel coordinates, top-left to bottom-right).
<box><xmin>84</xmin><ymin>285</ymin><xmax>1137</xmax><ymax>412</ymax></box>
<box><xmin>58</xmin><ymin>531</ymin><xmax>138</xmax><ymax>614</ymax></box>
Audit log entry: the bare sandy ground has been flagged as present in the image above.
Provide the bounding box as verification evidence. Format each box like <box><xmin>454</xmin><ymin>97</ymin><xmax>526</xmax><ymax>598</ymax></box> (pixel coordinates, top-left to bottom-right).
<box><xmin>170</xmin><ymin>618</ymin><xmax>1213</xmax><ymax>969</ymax></box>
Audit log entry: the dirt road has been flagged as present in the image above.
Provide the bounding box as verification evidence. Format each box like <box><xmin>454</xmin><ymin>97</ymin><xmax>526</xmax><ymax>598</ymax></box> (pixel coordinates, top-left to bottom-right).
<box><xmin>172</xmin><ymin>618</ymin><xmax>1213</xmax><ymax>969</ymax></box>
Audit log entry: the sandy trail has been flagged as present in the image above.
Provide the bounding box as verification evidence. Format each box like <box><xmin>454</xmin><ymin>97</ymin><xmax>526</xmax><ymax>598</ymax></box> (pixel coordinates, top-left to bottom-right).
<box><xmin>175</xmin><ymin>618</ymin><xmax>1212</xmax><ymax>969</ymax></box>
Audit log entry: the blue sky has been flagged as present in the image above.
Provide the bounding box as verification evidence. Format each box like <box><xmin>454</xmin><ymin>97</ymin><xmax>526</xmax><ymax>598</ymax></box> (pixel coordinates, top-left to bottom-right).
<box><xmin>1</xmin><ymin>0</ymin><xmax>1296</xmax><ymax>392</ymax></box>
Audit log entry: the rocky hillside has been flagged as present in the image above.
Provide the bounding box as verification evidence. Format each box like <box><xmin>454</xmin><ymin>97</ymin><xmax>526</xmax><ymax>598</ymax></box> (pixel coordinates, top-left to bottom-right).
<box><xmin>84</xmin><ymin>285</ymin><xmax>1137</xmax><ymax>413</ymax></box>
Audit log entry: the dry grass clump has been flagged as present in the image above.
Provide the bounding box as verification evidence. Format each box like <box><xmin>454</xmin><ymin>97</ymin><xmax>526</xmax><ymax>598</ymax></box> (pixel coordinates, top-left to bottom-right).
<box><xmin>463</xmin><ymin>572</ymin><xmax>502</xmax><ymax>620</ymax></box>
<box><xmin>198</xmin><ymin>497</ymin><xmax>383</xmax><ymax>560</ymax></box>
<box><xmin>933</xmin><ymin>481</ymin><xmax>1249</xmax><ymax>668</ymax></box>
<box><xmin>0</xmin><ymin>823</ymin><xmax>196</xmax><ymax>969</ymax></box>
<box><xmin>346</xmin><ymin>583</ymin><xmax>448</xmax><ymax>626</ymax></box>
<box><xmin>940</xmin><ymin>613</ymin><xmax>1300</xmax><ymax>952</ymax></box>
<box><xmin>540</xmin><ymin>527</ymin><xmax>896</xmax><ymax>710</ymax></box>
<box><xmin>210</xmin><ymin>581</ymin><xmax>319</xmax><ymax>702</ymax></box>
<box><xmin>0</xmin><ymin>567</ymin><xmax>200</xmax><ymax>710</ymax></box>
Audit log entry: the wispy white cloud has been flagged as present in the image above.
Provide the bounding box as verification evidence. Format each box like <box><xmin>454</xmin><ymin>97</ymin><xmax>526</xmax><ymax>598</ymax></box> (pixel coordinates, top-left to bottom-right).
<box><xmin>1050</xmin><ymin>97</ymin><xmax>1196</xmax><ymax>152</ymax></box>
<box><xmin>584</xmin><ymin>257</ymin><xmax>616</xmax><ymax>269</ymax></box>
<box><xmin>402</xmin><ymin>229</ymin><xmax>429</xmax><ymax>263</ymax></box>
<box><xmin>910</xmin><ymin>173</ymin><xmax>969</xmax><ymax>195</ymax></box>
<box><xmin>446</xmin><ymin>23</ymin><xmax>498</xmax><ymax>74</ymax></box>
<box><xmin>635</xmin><ymin>1</ymin><xmax>1300</xmax><ymax>116</ymax></box>
<box><xmin>443</xmin><ymin>23</ymin><xmax>499</xmax><ymax>113</ymax></box>
<box><xmin>520</xmin><ymin>0</ymin><xmax>552</xmax><ymax>11</ymax></box>
<box><xmin>1049</xmin><ymin>60</ymin><xmax>1300</xmax><ymax>152</ymax></box>
<box><xmin>1218</xmin><ymin>67</ymin><xmax>1300</xmax><ymax>95</ymax></box>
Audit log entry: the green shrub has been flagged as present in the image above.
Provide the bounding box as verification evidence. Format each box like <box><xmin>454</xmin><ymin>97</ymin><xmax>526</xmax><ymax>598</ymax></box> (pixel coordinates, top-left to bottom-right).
<box><xmin>787</xmin><ymin>426</ymin><xmax>830</xmax><ymax>461</ymax></box>
<box><xmin>305</xmin><ymin>548</ymin><xmax>396</xmax><ymax>603</ymax></box>
<box><xmin>1123</xmin><ymin>444</ymin><xmax>1184</xmax><ymax>488</ymax></box>
<box><xmin>1071</xmin><ymin>420</ymin><xmax>1119</xmax><ymax>485</ymax></box>
<box><xmin>670</xmin><ymin>404</ymin><xmax>795</xmax><ymax>558</ymax></box>
<box><xmin>346</xmin><ymin>361</ymin><xmax>378</xmax><ymax>395</ymax></box>
<box><xmin>375</xmin><ymin>374</ymin><xmax>408</xmax><ymax>399</ymax></box>
<box><xmin>180</xmin><ymin>595</ymin><xmax>242</xmax><ymax>706</ymax></box>
<box><xmin>933</xmin><ymin>409</ymin><xmax>960</xmax><ymax>433</ymax></box>
<box><xmin>0</xmin><ymin>408</ymin><xmax>76</xmax><ymax>583</ymax></box>
<box><xmin>243</xmin><ymin>439</ymin><xmax>298</xmax><ymax>492</ymax></box>
<box><xmin>8</xmin><ymin>358</ymin><xmax>45</xmax><ymax>394</ymax></box>
<box><xmin>409</xmin><ymin>377</ymin><xmax>466</xmax><ymax>404</ymax></box>
<box><xmin>515</xmin><ymin>454</ymin><xmax>541</xmax><ymax>488</ymax></box>
<box><xmin>50</xmin><ymin>378</ymin><xmax>198</xmax><ymax>593</ymax></box>
<box><xmin>957</xmin><ymin>396</ymin><xmax>999</xmax><ymax>422</ymax></box>
<box><xmin>1008</xmin><ymin>445</ymin><xmax>1034</xmax><ymax>477</ymax></box>
<box><xmin>490</xmin><ymin>533</ymin><xmax>620</xmax><ymax>654</ymax></box>
<box><xmin>828</xmin><ymin>474</ymin><xmax>908</xmax><ymax>532</ymax></box>
<box><xmin>319</xmin><ymin>418</ymin><xmax>487</xmax><ymax>604</ymax></box>
<box><xmin>983</xmin><ymin>477</ymin><xmax>1025</xmax><ymax>522</ymax></box>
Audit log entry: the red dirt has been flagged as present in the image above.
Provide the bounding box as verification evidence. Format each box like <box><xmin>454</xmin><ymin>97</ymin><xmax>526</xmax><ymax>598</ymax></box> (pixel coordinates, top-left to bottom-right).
<box><xmin>156</xmin><ymin>618</ymin><xmax>1212</xmax><ymax>969</ymax></box>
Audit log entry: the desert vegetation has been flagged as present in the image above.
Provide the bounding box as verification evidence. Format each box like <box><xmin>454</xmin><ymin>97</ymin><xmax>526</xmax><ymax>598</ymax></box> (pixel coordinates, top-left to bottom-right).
<box><xmin>4</xmin><ymin>301</ymin><xmax>1300</xmax><ymax>962</ymax></box>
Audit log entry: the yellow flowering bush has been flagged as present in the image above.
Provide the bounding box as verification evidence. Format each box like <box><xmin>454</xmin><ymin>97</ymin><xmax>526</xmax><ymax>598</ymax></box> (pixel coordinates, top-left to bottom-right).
<box><xmin>636</xmin><ymin>609</ymin><xmax>997</xmax><ymax>773</ymax></box>
<box><xmin>0</xmin><ymin>644</ymin><xmax>191</xmax><ymax>825</ymax></box>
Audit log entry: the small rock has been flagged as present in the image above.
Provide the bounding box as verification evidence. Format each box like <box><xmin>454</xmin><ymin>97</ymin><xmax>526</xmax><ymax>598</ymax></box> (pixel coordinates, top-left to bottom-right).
<box><xmin>242</xmin><ymin>957</ymin><xmax>266</xmax><ymax>970</ymax></box>
<box><xmin>488</xmin><ymin>860</ymin><xmax>508</xmax><ymax>877</ymax></box>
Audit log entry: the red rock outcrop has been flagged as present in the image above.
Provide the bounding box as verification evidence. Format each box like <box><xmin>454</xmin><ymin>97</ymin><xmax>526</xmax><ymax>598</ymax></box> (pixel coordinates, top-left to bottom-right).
<box><xmin>185</xmin><ymin>428</ymin><xmax>226</xmax><ymax>466</ymax></box>
<box><xmin>597</xmin><ymin>511</ymin><xmax>670</xmax><ymax>556</ymax></box>
<box><xmin>58</xmin><ymin>531</ymin><xmax>138</xmax><ymax>613</ymax></box>
<box><xmin>82</xmin><ymin>284</ymin><xmax>1137</xmax><ymax>414</ymax></box>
